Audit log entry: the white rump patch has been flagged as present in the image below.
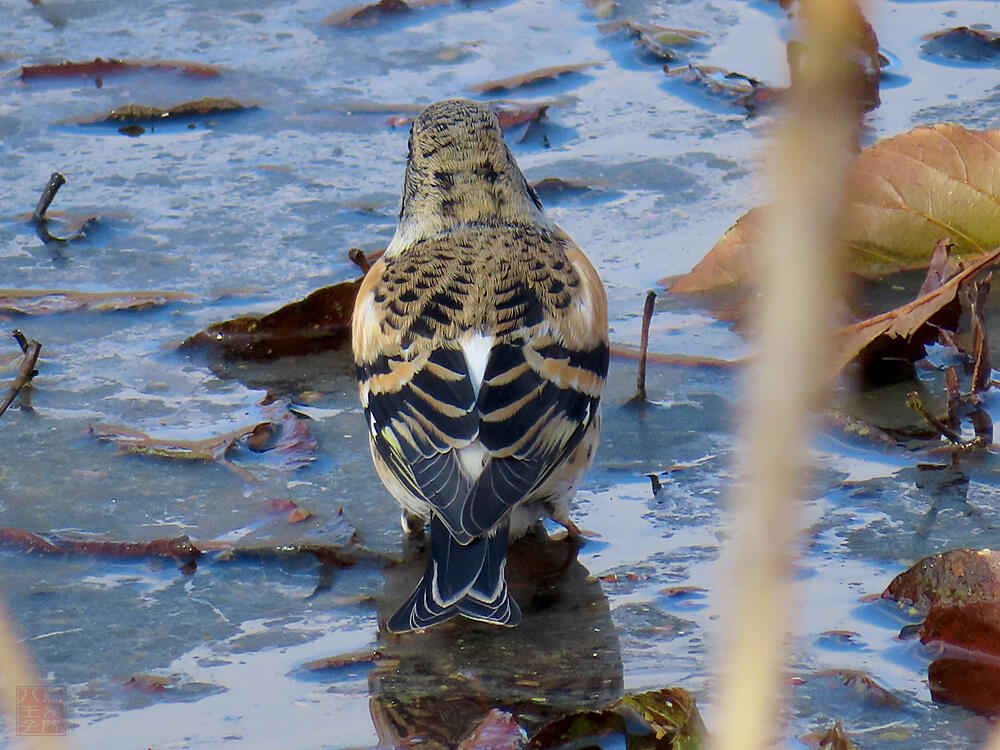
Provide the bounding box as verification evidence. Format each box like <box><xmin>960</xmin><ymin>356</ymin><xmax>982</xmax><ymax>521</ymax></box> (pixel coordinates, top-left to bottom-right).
<box><xmin>459</xmin><ymin>332</ymin><xmax>493</xmax><ymax>398</ymax></box>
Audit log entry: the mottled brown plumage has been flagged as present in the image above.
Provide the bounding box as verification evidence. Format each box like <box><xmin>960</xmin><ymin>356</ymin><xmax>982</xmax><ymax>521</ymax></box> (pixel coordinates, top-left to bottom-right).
<box><xmin>351</xmin><ymin>98</ymin><xmax>608</xmax><ymax>633</ymax></box>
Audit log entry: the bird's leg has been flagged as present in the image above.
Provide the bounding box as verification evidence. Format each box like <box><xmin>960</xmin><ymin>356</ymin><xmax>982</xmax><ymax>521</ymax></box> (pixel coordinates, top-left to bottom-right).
<box><xmin>400</xmin><ymin>510</ymin><xmax>426</xmax><ymax>540</ymax></box>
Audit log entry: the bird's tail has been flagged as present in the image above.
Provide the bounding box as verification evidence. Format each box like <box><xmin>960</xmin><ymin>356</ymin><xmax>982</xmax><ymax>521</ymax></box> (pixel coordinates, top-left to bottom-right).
<box><xmin>386</xmin><ymin>515</ymin><xmax>521</xmax><ymax>633</ymax></box>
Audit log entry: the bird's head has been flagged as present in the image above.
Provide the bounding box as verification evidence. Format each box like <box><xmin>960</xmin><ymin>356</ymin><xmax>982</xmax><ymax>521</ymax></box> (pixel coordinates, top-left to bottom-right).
<box><xmin>389</xmin><ymin>99</ymin><xmax>546</xmax><ymax>253</ymax></box>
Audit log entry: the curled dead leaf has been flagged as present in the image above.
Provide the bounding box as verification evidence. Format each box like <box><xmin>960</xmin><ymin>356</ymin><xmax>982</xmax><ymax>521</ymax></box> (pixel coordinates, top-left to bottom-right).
<box><xmin>833</xmin><ymin>246</ymin><xmax>1000</xmax><ymax>375</ymax></box>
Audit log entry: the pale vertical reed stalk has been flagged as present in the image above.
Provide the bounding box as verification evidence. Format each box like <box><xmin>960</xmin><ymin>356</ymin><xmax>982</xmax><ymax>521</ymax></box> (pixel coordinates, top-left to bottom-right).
<box><xmin>707</xmin><ymin>0</ymin><xmax>864</xmax><ymax>748</ymax></box>
<box><xmin>0</xmin><ymin>599</ymin><xmax>68</xmax><ymax>750</ymax></box>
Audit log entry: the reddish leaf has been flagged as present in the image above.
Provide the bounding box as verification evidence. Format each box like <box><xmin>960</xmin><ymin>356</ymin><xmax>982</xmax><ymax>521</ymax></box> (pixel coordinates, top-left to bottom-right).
<box><xmin>812</xmin><ymin>670</ymin><xmax>903</xmax><ymax>709</ymax></box>
<box><xmin>0</xmin><ymin>528</ymin><xmax>61</xmax><ymax>555</ymax></box>
<box><xmin>20</xmin><ymin>57</ymin><xmax>220</xmax><ymax>81</ymax></box>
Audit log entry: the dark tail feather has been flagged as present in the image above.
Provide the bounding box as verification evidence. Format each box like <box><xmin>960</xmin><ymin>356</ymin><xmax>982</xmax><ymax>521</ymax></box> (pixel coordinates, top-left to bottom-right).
<box><xmin>386</xmin><ymin>516</ymin><xmax>521</xmax><ymax>633</ymax></box>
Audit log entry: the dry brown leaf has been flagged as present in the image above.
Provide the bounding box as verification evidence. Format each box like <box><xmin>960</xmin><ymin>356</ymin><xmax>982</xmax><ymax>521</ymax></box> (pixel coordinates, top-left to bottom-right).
<box><xmin>0</xmin><ymin>288</ymin><xmax>195</xmax><ymax>315</ymax></box>
<box><xmin>670</xmin><ymin>124</ymin><xmax>1000</xmax><ymax>293</ymax></box>
<box><xmin>321</xmin><ymin>0</ymin><xmax>447</xmax><ymax>27</ymax></box>
<box><xmin>467</xmin><ymin>62</ymin><xmax>602</xmax><ymax>94</ymax></box>
<box><xmin>667</xmin><ymin>206</ymin><xmax>768</xmax><ymax>293</ymax></box>
<box><xmin>69</xmin><ymin>97</ymin><xmax>258</xmax><ymax>125</ymax></box>
<box><xmin>832</xmin><ymin>245</ymin><xmax>1000</xmax><ymax>374</ymax></box>
<box><xmin>180</xmin><ymin>277</ymin><xmax>361</xmax><ymax>361</ymax></box>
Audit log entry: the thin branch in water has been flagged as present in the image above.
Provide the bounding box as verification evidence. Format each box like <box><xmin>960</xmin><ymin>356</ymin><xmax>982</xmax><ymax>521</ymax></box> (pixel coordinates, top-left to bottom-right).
<box><xmin>969</xmin><ymin>274</ymin><xmax>992</xmax><ymax>395</ymax></box>
<box><xmin>0</xmin><ymin>334</ymin><xmax>41</xmax><ymax>418</ymax></box>
<box><xmin>627</xmin><ymin>290</ymin><xmax>656</xmax><ymax>405</ymax></box>
<box><xmin>905</xmin><ymin>390</ymin><xmax>983</xmax><ymax>448</ymax></box>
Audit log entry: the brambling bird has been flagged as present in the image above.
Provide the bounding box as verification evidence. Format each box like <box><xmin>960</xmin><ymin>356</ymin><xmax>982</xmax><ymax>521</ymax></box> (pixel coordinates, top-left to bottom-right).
<box><xmin>352</xmin><ymin>98</ymin><xmax>608</xmax><ymax>633</ymax></box>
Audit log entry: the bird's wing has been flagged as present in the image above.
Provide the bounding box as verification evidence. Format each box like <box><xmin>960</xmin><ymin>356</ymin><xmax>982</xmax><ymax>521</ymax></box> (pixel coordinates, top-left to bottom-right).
<box><xmin>352</xmin><ymin>231</ymin><xmax>607</xmax><ymax>544</ymax></box>
<box><xmin>459</xmin><ymin>237</ymin><xmax>609</xmax><ymax>539</ymax></box>
<box><xmin>353</xmin><ymin>251</ymin><xmax>483</xmax><ymax>543</ymax></box>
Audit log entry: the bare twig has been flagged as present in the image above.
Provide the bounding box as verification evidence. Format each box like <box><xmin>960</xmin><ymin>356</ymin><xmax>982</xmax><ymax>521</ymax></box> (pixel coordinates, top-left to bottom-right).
<box><xmin>904</xmin><ymin>390</ymin><xmax>984</xmax><ymax>448</ymax></box>
<box><xmin>32</xmin><ymin>172</ymin><xmax>68</xmax><ymax>244</ymax></box>
<box><xmin>32</xmin><ymin>172</ymin><xmax>65</xmax><ymax>222</ymax></box>
<box><xmin>628</xmin><ymin>290</ymin><xmax>656</xmax><ymax>404</ymax></box>
<box><xmin>0</xmin><ymin>334</ymin><xmax>41</xmax><ymax>418</ymax></box>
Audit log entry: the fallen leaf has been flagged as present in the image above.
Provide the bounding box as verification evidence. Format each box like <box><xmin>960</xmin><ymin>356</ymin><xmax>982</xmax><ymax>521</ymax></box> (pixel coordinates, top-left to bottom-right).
<box><xmin>321</xmin><ymin>0</ymin><xmax>446</xmax><ymax>27</ymax></box>
<box><xmin>458</xmin><ymin>709</ymin><xmax>528</xmax><ymax>750</ymax></box>
<box><xmin>71</xmin><ymin>97</ymin><xmax>258</xmax><ymax>126</ymax></box>
<box><xmin>922</xmin><ymin>27</ymin><xmax>1000</xmax><ymax>63</ymax></box>
<box><xmin>88</xmin><ymin>405</ymin><xmax>315</xmax><ymax>480</ymax></box>
<box><xmin>0</xmin><ymin>288</ymin><xmax>196</xmax><ymax>315</ymax></box>
<box><xmin>670</xmin><ymin>124</ymin><xmax>1000</xmax><ymax>292</ymax></box>
<box><xmin>882</xmin><ymin>548</ymin><xmax>1000</xmax><ymax>614</ymax></box>
<box><xmin>0</xmin><ymin>530</ymin><xmax>201</xmax><ymax>563</ymax></box>
<box><xmin>297</xmin><ymin>648</ymin><xmax>384</xmax><ymax>673</ymax></box>
<box><xmin>663</xmin><ymin>64</ymin><xmax>782</xmax><ymax>114</ymax></box>
<box><xmin>668</xmin><ymin>206</ymin><xmax>768</xmax><ymax>294</ymax></box>
<box><xmin>468</xmin><ymin>62</ymin><xmax>602</xmax><ymax>94</ymax></box>
<box><xmin>803</xmin><ymin>721</ymin><xmax>859</xmax><ymax>750</ymax></box>
<box><xmin>812</xmin><ymin>670</ymin><xmax>903</xmax><ymax>710</ymax></box>
<box><xmin>530</xmin><ymin>177</ymin><xmax>608</xmax><ymax>203</ymax></box>
<box><xmin>179</xmin><ymin>278</ymin><xmax>361</xmax><ymax>361</ymax></box>
<box><xmin>286</xmin><ymin>507</ymin><xmax>313</xmax><ymax>523</ymax></box>
<box><xmin>832</xmin><ymin>245</ymin><xmax>1000</xmax><ymax>374</ymax></box>
<box><xmin>20</xmin><ymin>57</ymin><xmax>220</xmax><ymax>81</ymax></box>
<box><xmin>599</xmin><ymin>19</ymin><xmax>708</xmax><ymax>61</ymax></box>
<box><xmin>0</xmin><ymin>528</ymin><xmax>62</xmax><ymax>555</ymax></box>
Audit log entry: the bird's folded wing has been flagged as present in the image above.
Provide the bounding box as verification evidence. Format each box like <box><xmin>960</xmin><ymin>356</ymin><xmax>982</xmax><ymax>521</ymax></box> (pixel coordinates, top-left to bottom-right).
<box><xmin>359</xmin><ymin>345</ymin><xmax>480</xmax><ymax>538</ymax></box>
<box><xmin>460</xmin><ymin>336</ymin><xmax>609</xmax><ymax>539</ymax></box>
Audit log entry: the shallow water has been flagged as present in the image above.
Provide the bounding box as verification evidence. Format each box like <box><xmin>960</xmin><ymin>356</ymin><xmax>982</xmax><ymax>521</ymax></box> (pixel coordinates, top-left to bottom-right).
<box><xmin>3</xmin><ymin>0</ymin><xmax>1000</xmax><ymax>747</ymax></box>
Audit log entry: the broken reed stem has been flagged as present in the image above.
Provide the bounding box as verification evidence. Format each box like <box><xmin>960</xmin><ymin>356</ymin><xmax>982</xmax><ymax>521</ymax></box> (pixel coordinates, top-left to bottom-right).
<box><xmin>0</xmin><ymin>336</ymin><xmax>41</xmax><ymax>418</ymax></box>
<box><xmin>32</xmin><ymin>173</ymin><xmax>65</xmax><ymax>223</ymax></box>
<box><xmin>904</xmin><ymin>391</ymin><xmax>965</xmax><ymax>445</ymax></box>
<box><xmin>708</xmin><ymin>0</ymin><xmax>861</xmax><ymax>748</ymax></box>
<box><xmin>630</xmin><ymin>290</ymin><xmax>656</xmax><ymax>403</ymax></box>
<box><xmin>31</xmin><ymin>173</ymin><xmax>68</xmax><ymax>245</ymax></box>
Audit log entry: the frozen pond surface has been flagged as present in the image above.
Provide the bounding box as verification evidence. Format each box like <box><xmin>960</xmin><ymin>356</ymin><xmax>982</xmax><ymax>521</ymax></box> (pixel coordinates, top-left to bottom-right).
<box><xmin>3</xmin><ymin>0</ymin><xmax>1000</xmax><ymax>746</ymax></box>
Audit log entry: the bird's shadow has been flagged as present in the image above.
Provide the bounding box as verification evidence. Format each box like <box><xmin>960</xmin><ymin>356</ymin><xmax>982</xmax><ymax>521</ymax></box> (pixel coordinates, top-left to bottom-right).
<box><xmin>368</xmin><ymin>533</ymin><xmax>625</xmax><ymax>747</ymax></box>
